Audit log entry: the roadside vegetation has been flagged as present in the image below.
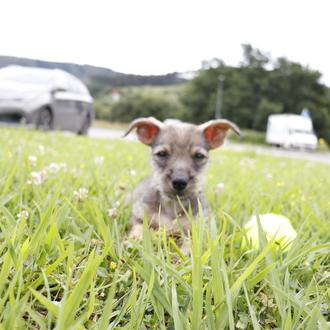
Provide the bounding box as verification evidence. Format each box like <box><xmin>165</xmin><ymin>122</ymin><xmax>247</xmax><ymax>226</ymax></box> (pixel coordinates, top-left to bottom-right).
<box><xmin>93</xmin><ymin>45</ymin><xmax>330</xmax><ymax>146</ymax></box>
<box><xmin>92</xmin><ymin>120</ymin><xmax>330</xmax><ymax>151</ymax></box>
<box><xmin>93</xmin><ymin>85</ymin><xmax>184</xmax><ymax>123</ymax></box>
<box><xmin>0</xmin><ymin>128</ymin><xmax>329</xmax><ymax>329</ymax></box>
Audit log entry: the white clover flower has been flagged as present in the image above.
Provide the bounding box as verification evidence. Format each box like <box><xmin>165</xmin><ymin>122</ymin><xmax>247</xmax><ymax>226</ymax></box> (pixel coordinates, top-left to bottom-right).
<box><xmin>44</xmin><ymin>162</ymin><xmax>67</xmax><ymax>174</ymax></box>
<box><xmin>215</xmin><ymin>182</ymin><xmax>225</xmax><ymax>193</ymax></box>
<box><xmin>130</xmin><ymin>169</ymin><xmax>137</xmax><ymax>177</ymax></box>
<box><xmin>30</xmin><ymin>170</ymin><xmax>47</xmax><ymax>185</ymax></box>
<box><xmin>17</xmin><ymin>210</ymin><xmax>29</xmax><ymax>221</ymax></box>
<box><xmin>108</xmin><ymin>208</ymin><xmax>118</xmax><ymax>218</ymax></box>
<box><xmin>38</xmin><ymin>145</ymin><xmax>45</xmax><ymax>154</ymax></box>
<box><xmin>265</xmin><ymin>173</ymin><xmax>273</xmax><ymax>180</ymax></box>
<box><xmin>73</xmin><ymin>187</ymin><xmax>89</xmax><ymax>202</ymax></box>
<box><xmin>94</xmin><ymin>156</ymin><xmax>104</xmax><ymax>165</ymax></box>
<box><xmin>239</xmin><ymin>158</ymin><xmax>255</xmax><ymax>167</ymax></box>
<box><xmin>47</xmin><ymin>163</ymin><xmax>60</xmax><ymax>173</ymax></box>
<box><xmin>28</xmin><ymin>155</ymin><xmax>37</xmax><ymax>167</ymax></box>
<box><xmin>59</xmin><ymin>163</ymin><xmax>68</xmax><ymax>171</ymax></box>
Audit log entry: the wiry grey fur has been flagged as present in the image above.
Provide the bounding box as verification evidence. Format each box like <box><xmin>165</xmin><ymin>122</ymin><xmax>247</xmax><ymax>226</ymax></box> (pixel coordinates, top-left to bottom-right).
<box><xmin>124</xmin><ymin>117</ymin><xmax>240</xmax><ymax>243</ymax></box>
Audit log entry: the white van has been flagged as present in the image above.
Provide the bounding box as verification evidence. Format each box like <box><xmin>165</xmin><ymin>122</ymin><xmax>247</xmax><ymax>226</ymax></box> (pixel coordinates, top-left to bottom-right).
<box><xmin>266</xmin><ymin>114</ymin><xmax>318</xmax><ymax>150</ymax></box>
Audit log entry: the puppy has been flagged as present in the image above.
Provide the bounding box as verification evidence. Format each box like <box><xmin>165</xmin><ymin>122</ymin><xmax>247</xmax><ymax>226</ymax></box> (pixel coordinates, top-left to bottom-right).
<box><xmin>124</xmin><ymin>117</ymin><xmax>240</xmax><ymax>246</ymax></box>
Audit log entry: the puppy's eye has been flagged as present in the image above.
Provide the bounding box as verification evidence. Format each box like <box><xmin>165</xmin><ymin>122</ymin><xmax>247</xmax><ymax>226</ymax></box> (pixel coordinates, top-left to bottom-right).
<box><xmin>193</xmin><ymin>152</ymin><xmax>206</xmax><ymax>160</ymax></box>
<box><xmin>156</xmin><ymin>150</ymin><xmax>169</xmax><ymax>158</ymax></box>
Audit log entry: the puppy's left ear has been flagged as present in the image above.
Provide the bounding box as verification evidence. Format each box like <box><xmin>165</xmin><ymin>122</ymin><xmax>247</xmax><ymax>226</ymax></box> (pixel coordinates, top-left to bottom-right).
<box><xmin>124</xmin><ymin>117</ymin><xmax>164</xmax><ymax>145</ymax></box>
<box><xmin>199</xmin><ymin>119</ymin><xmax>241</xmax><ymax>149</ymax></box>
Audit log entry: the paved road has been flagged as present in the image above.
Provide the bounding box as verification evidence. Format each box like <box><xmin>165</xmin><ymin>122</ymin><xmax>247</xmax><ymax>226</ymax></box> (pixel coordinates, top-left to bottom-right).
<box><xmin>89</xmin><ymin>127</ymin><xmax>330</xmax><ymax>165</ymax></box>
<box><xmin>89</xmin><ymin>127</ymin><xmax>127</xmax><ymax>140</ymax></box>
<box><xmin>223</xmin><ymin>142</ymin><xmax>330</xmax><ymax>165</ymax></box>
<box><xmin>88</xmin><ymin>127</ymin><xmax>137</xmax><ymax>141</ymax></box>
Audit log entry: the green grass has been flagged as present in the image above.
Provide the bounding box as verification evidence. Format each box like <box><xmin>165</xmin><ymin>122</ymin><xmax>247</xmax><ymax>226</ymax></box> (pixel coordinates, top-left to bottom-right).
<box><xmin>229</xmin><ymin>130</ymin><xmax>267</xmax><ymax>146</ymax></box>
<box><xmin>0</xmin><ymin>127</ymin><xmax>329</xmax><ymax>329</ymax></box>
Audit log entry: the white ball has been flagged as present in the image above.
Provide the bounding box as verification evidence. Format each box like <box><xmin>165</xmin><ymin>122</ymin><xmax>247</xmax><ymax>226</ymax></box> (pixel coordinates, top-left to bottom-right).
<box><xmin>244</xmin><ymin>213</ymin><xmax>297</xmax><ymax>251</ymax></box>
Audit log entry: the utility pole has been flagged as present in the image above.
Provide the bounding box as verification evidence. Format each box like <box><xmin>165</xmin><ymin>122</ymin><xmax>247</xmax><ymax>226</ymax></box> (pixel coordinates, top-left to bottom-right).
<box><xmin>215</xmin><ymin>75</ymin><xmax>225</xmax><ymax>119</ymax></box>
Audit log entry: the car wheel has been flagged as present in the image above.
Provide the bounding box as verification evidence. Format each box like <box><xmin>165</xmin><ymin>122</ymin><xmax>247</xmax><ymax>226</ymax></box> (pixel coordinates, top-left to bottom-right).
<box><xmin>37</xmin><ymin>108</ymin><xmax>53</xmax><ymax>131</ymax></box>
<box><xmin>78</xmin><ymin>115</ymin><xmax>91</xmax><ymax>135</ymax></box>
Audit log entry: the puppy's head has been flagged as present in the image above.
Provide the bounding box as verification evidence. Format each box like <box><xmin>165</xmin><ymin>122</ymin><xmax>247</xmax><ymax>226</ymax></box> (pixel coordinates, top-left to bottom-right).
<box><xmin>125</xmin><ymin>117</ymin><xmax>240</xmax><ymax>199</ymax></box>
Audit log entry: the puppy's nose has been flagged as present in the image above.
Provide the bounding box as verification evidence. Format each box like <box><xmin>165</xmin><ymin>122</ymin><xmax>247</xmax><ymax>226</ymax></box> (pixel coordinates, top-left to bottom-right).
<box><xmin>172</xmin><ymin>179</ymin><xmax>188</xmax><ymax>192</ymax></box>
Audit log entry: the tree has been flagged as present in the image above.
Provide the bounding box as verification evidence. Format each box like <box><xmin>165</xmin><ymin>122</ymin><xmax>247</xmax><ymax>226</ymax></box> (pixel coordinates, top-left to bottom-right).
<box><xmin>268</xmin><ymin>58</ymin><xmax>325</xmax><ymax>114</ymax></box>
<box><xmin>241</xmin><ymin>44</ymin><xmax>270</xmax><ymax>69</ymax></box>
<box><xmin>253</xmin><ymin>98</ymin><xmax>282</xmax><ymax>130</ymax></box>
<box><xmin>109</xmin><ymin>93</ymin><xmax>181</xmax><ymax>122</ymax></box>
<box><xmin>180</xmin><ymin>45</ymin><xmax>330</xmax><ymax>143</ymax></box>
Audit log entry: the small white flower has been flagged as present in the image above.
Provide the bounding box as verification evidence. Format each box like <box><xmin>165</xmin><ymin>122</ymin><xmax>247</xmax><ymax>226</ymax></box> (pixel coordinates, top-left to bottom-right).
<box><xmin>30</xmin><ymin>170</ymin><xmax>47</xmax><ymax>185</ymax></box>
<box><xmin>215</xmin><ymin>182</ymin><xmax>225</xmax><ymax>193</ymax></box>
<box><xmin>44</xmin><ymin>162</ymin><xmax>67</xmax><ymax>173</ymax></box>
<box><xmin>94</xmin><ymin>156</ymin><xmax>104</xmax><ymax>165</ymax></box>
<box><xmin>47</xmin><ymin>163</ymin><xmax>60</xmax><ymax>173</ymax></box>
<box><xmin>73</xmin><ymin>187</ymin><xmax>89</xmax><ymax>202</ymax></box>
<box><xmin>239</xmin><ymin>158</ymin><xmax>255</xmax><ymax>167</ymax></box>
<box><xmin>38</xmin><ymin>145</ymin><xmax>45</xmax><ymax>154</ymax></box>
<box><xmin>17</xmin><ymin>210</ymin><xmax>29</xmax><ymax>221</ymax></box>
<box><xmin>265</xmin><ymin>173</ymin><xmax>273</xmax><ymax>180</ymax></box>
<box><xmin>108</xmin><ymin>208</ymin><xmax>118</xmax><ymax>218</ymax></box>
<box><xmin>59</xmin><ymin>163</ymin><xmax>68</xmax><ymax>171</ymax></box>
<box><xmin>28</xmin><ymin>155</ymin><xmax>37</xmax><ymax>167</ymax></box>
<box><xmin>130</xmin><ymin>169</ymin><xmax>136</xmax><ymax>177</ymax></box>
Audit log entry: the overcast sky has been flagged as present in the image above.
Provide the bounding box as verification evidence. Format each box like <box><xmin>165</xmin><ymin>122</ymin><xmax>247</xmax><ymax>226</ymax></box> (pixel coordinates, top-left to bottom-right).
<box><xmin>1</xmin><ymin>0</ymin><xmax>329</xmax><ymax>85</ymax></box>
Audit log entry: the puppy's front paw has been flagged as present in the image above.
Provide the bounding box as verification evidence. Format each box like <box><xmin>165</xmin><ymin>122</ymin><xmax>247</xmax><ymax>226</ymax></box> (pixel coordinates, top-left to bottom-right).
<box><xmin>180</xmin><ymin>240</ymin><xmax>191</xmax><ymax>256</ymax></box>
<box><xmin>129</xmin><ymin>224</ymin><xmax>143</xmax><ymax>240</ymax></box>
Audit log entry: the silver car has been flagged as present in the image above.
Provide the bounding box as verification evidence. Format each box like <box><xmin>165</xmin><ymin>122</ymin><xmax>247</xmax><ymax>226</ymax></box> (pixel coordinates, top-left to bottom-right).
<box><xmin>0</xmin><ymin>65</ymin><xmax>94</xmax><ymax>134</ymax></box>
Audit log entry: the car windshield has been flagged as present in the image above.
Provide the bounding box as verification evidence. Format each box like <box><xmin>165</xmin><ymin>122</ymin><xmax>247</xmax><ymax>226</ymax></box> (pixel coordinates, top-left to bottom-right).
<box><xmin>0</xmin><ymin>69</ymin><xmax>53</xmax><ymax>86</ymax></box>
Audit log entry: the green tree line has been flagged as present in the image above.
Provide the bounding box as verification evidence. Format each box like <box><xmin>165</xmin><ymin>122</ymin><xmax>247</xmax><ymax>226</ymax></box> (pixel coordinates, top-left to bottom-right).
<box><xmin>95</xmin><ymin>45</ymin><xmax>330</xmax><ymax>143</ymax></box>
<box><xmin>181</xmin><ymin>44</ymin><xmax>330</xmax><ymax>142</ymax></box>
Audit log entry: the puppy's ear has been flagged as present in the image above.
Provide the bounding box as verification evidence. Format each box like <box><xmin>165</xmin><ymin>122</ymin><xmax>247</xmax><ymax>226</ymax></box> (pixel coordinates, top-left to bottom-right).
<box><xmin>124</xmin><ymin>117</ymin><xmax>164</xmax><ymax>145</ymax></box>
<box><xmin>199</xmin><ymin>119</ymin><xmax>240</xmax><ymax>149</ymax></box>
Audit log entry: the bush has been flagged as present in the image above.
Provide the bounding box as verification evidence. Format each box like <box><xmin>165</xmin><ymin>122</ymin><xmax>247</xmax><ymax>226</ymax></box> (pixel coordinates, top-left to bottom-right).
<box><xmin>109</xmin><ymin>93</ymin><xmax>181</xmax><ymax>122</ymax></box>
<box><xmin>93</xmin><ymin>97</ymin><xmax>113</xmax><ymax>120</ymax></box>
<box><xmin>229</xmin><ymin>129</ymin><xmax>266</xmax><ymax>145</ymax></box>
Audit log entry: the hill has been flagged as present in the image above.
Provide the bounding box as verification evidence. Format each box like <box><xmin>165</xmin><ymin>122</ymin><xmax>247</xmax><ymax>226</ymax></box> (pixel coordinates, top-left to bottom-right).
<box><xmin>0</xmin><ymin>55</ymin><xmax>186</xmax><ymax>95</ymax></box>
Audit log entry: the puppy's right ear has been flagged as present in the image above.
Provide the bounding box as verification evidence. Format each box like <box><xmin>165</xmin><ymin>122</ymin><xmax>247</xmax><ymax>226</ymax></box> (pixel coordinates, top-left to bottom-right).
<box><xmin>198</xmin><ymin>119</ymin><xmax>241</xmax><ymax>149</ymax></box>
<box><xmin>124</xmin><ymin>117</ymin><xmax>164</xmax><ymax>145</ymax></box>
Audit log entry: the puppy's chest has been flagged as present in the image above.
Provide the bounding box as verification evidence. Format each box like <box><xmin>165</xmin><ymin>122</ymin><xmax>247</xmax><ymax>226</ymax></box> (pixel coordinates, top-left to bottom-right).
<box><xmin>147</xmin><ymin>198</ymin><xmax>191</xmax><ymax>233</ymax></box>
<box><xmin>160</xmin><ymin>198</ymin><xmax>187</xmax><ymax>219</ymax></box>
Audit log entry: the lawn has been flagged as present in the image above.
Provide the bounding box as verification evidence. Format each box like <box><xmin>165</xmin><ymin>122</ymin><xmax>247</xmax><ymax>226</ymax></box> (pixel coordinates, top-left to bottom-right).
<box><xmin>0</xmin><ymin>128</ymin><xmax>329</xmax><ymax>329</ymax></box>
